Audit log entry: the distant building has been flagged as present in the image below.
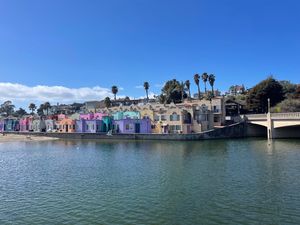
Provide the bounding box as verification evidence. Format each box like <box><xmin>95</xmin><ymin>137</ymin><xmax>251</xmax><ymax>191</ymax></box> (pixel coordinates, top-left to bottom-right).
<box><xmin>227</xmin><ymin>85</ymin><xmax>245</xmax><ymax>96</ymax></box>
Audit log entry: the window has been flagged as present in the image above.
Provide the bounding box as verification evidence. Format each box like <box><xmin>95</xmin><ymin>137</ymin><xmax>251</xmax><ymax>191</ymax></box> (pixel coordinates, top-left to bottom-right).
<box><xmin>176</xmin><ymin>125</ymin><xmax>181</xmax><ymax>130</ymax></box>
<box><xmin>126</xmin><ymin>124</ymin><xmax>130</xmax><ymax>130</ymax></box>
<box><xmin>92</xmin><ymin>124</ymin><xmax>95</xmax><ymax>130</ymax></box>
<box><xmin>154</xmin><ymin>115</ymin><xmax>159</xmax><ymax>121</ymax></box>
<box><xmin>161</xmin><ymin>115</ymin><xmax>166</xmax><ymax>121</ymax></box>
<box><xmin>170</xmin><ymin>113</ymin><xmax>180</xmax><ymax>121</ymax></box>
<box><xmin>151</xmin><ymin>125</ymin><xmax>156</xmax><ymax>129</ymax></box>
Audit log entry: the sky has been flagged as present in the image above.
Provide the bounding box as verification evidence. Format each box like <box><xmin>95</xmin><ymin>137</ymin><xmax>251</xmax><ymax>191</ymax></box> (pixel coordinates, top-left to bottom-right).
<box><xmin>0</xmin><ymin>0</ymin><xmax>299</xmax><ymax>109</ymax></box>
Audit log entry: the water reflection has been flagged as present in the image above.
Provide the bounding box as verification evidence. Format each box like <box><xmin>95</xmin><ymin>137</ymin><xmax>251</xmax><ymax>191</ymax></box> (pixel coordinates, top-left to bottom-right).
<box><xmin>0</xmin><ymin>139</ymin><xmax>300</xmax><ymax>224</ymax></box>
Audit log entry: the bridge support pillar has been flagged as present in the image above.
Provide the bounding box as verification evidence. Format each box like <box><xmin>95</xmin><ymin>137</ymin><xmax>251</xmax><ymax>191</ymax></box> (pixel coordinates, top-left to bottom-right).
<box><xmin>267</xmin><ymin>112</ymin><xmax>273</xmax><ymax>139</ymax></box>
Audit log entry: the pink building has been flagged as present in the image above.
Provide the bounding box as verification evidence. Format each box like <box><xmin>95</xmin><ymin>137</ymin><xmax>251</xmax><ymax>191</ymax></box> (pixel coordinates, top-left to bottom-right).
<box><xmin>80</xmin><ymin>113</ymin><xmax>94</xmax><ymax>120</ymax></box>
<box><xmin>19</xmin><ymin>117</ymin><xmax>33</xmax><ymax>132</ymax></box>
<box><xmin>94</xmin><ymin>113</ymin><xmax>108</xmax><ymax>120</ymax></box>
<box><xmin>79</xmin><ymin>113</ymin><xmax>109</xmax><ymax>120</ymax></box>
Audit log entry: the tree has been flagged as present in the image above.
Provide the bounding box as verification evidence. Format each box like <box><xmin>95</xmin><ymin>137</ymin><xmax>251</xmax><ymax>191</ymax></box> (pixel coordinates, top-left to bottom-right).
<box><xmin>208</xmin><ymin>74</ymin><xmax>215</xmax><ymax>97</ymax></box>
<box><xmin>104</xmin><ymin>97</ymin><xmax>112</xmax><ymax>108</ymax></box>
<box><xmin>28</xmin><ymin>103</ymin><xmax>36</xmax><ymax>115</ymax></box>
<box><xmin>246</xmin><ymin>76</ymin><xmax>284</xmax><ymax>113</ymax></box>
<box><xmin>194</xmin><ymin>74</ymin><xmax>201</xmax><ymax>99</ymax></box>
<box><xmin>143</xmin><ymin>82</ymin><xmax>150</xmax><ymax>102</ymax></box>
<box><xmin>159</xmin><ymin>79</ymin><xmax>186</xmax><ymax>104</ymax></box>
<box><xmin>0</xmin><ymin>101</ymin><xmax>15</xmax><ymax>116</ymax></box>
<box><xmin>279</xmin><ymin>80</ymin><xmax>297</xmax><ymax>98</ymax></box>
<box><xmin>201</xmin><ymin>73</ymin><xmax>209</xmax><ymax>94</ymax></box>
<box><xmin>37</xmin><ymin>104</ymin><xmax>45</xmax><ymax>116</ymax></box>
<box><xmin>111</xmin><ymin>86</ymin><xmax>118</xmax><ymax>100</ymax></box>
<box><xmin>293</xmin><ymin>86</ymin><xmax>300</xmax><ymax>99</ymax></box>
<box><xmin>44</xmin><ymin>102</ymin><xmax>51</xmax><ymax>115</ymax></box>
<box><xmin>14</xmin><ymin>108</ymin><xmax>27</xmax><ymax>117</ymax></box>
<box><xmin>272</xmin><ymin>98</ymin><xmax>300</xmax><ymax>113</ymax></box>
<box><xmin>185</xmin><ymin>80</ymin><xmax>191</xmax><ymax>98</ymax></box>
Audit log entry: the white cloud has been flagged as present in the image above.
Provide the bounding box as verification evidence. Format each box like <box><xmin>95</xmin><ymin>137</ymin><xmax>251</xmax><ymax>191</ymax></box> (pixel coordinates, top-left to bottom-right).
<box><xmin>0</xmin><ymin>82</ymin><xmax>114</xmax><ymax>103</ymax></box>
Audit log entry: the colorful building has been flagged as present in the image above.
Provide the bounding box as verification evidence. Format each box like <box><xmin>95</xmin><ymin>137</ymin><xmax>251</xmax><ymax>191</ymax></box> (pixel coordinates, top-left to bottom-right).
<box><xmin>19</xmin><ymin>117</ymin><xmax>33</xmax><ymax>132</ymax></box>
<box><xmin>45</xmin><ymin>119</ymin><xmax>58</xmax><ymax>132</ymax></box>
<box><xmin>58</xmin><ymin>118</ymin><xmax>76</xmax><ymax>133</ymax></box>
<box><xmin>113</xmin><ymin>118</ymin><xmax>151</xmax><ymax>134</ymax></box>
<box><xmin>75</xmin><ymin>119</ymin><xmax>103</xmax><ymax>133</ymax></box>
<box><xmin>32</xmin><ymin>119</ymin><xmax>46</xmax><ymax>132</ymax></box>
<box><xmin>0</xmin><ymin>118</ymin><xmax>19</xmax><ymax>132</ymax></box>
<box><xmin>112</xmin><ymin>111</ymin><xmax>140</xmax><ymax>120</ymax></box>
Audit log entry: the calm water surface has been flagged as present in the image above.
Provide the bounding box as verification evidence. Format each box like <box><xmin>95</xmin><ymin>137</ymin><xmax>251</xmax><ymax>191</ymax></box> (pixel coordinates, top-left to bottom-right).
<box><xmin>0</xmin><ymin>139</ymin><xmax>300</xmax><ymax>225</ymax></box>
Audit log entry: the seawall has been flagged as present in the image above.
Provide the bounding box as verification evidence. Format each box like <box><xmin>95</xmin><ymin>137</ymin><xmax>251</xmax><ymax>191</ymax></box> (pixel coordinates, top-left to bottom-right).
<box><xmin>4</xmin><ymin>122</ymin><xmax>247</xmax><ymax>141</ymax></box>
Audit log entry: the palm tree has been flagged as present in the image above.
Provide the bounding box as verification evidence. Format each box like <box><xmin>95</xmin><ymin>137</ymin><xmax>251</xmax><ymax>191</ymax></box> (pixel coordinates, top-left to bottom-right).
<box><xmin>194</xmin><ymin>73</ymin><xmax>201</xmax><ymax>99</ymax></box>
<box><xmin>201</xmin><ymin>73</ymin><xmax>208</xmax><ymax>94</ymax></box>
<box><xmin>44</xmin><ymin>102</ymin><xmax>51</xmax><ymax>115</ymax></box>
<box><xmin>208</xmin><ymin>74</ymin><xmax>216</xmax><ymax>97</ymax></box>
<box><xmin>104</xmin><ymin>97</ymin><xmax>111</xmax><ymax>108</ymax></box>
<box><xmin>28</xmin><ymin>103</ymin><xmax>36</xmax><ymax>115</ymax></box>
<box><xmin>111</xmin><ymin>86</ymin><xmax>118</xmax><ymax>100</ymax></box>
<box><xmin>185</xmin><ymin>80</ymin><xmax>191</xmax><ymax>99</ymax></box>
<box><xmin>143</xmin><ymin>82</ymin><xmax>150</xmax><ymax>102</ymax></box>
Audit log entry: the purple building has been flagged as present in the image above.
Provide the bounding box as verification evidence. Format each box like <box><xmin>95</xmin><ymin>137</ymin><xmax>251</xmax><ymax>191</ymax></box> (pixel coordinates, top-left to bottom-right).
<box><xmin>75</xmin><ymin>119</ymin><xmax>103</xmax><ymax>133</ymax></box>
<box><xmin>0</xmin><ymin>120</ymin><xmax>4</xmax><ymax>132</ymax></box>
<box><xmin>113</xmin><ymin>118</ymin><xmax>151</xmax><ymax>134</ymax></box>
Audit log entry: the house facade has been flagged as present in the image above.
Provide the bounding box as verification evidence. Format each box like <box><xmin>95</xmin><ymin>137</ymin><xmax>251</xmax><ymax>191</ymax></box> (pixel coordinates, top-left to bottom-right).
<box><xmin>0</xmin><ymin>118</ymin><xmax>19</xmax><ymax>132</ymax></box>
<box><xmin>32</xmin><ymin>119</ymin><xmax>46</xmax><ymax>132</ymax></box>
<box><xmin>113</xmin><ymin>118</ymin><xmax>151</xmax><ymax>134</ymax></box>
<box><xmin>76</xmin><ymin>119</ymin><xmax>103</xmax><ymax>133</ymax></box>
<box><xmin>58</xmin><ymin>118</ymin><xmax>76</xmax><ymax>133</ymax></box>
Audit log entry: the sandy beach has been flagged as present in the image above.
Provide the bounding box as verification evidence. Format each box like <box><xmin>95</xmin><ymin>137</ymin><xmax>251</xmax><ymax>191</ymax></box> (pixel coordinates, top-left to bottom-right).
<box><xmin>0</xmin><ymin>133</ymin><xmax>59</xmax><ymax>142</ymax></box>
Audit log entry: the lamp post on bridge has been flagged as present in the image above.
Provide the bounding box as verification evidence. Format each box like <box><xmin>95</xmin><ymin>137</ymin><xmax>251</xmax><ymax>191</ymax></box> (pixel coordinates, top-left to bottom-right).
<box><xmin>267</xmin><ymin>98</ymin><xmax>273</xmax><ymax>139</ymax></box>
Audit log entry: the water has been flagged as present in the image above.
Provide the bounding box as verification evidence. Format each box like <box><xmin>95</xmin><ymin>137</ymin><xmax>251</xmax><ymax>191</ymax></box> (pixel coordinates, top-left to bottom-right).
<box><xmin>0</xmin><ymin>139</ymin><xmax>300</xmax><ymax>225</ymax></box>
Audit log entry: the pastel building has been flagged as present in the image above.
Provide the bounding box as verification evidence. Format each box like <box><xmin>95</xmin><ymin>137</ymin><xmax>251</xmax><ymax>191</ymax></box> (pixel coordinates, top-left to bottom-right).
<box><xmin>94</xmin><ymin>113</ymin><xmax>109</xmax><ymax>120</ymax></box>
<box><xmin>80</xmin><ymin>113</ymin><xmax>94</xmax><ymax>120</ymax></box>
<box><xmin>0</xmin><ymin>118</ymin><xmax>19</xmax><ymax>132</ymax></box>
<box><xmin>0</xmin><ymin>120</ymin><xmax>4</xmax><ymax>132</ymax></box>
<box><xmin>112</xmin><ymin>111</ymin><xmax>140</xmax><ymax>120</ymax></box>
<box><xmin>19</xmin><ymin>117</ymin><xmax>33</xmax><ymax>132</ymax></box>
<box><xmin>32</xmin><ymin>119</ymin><xmax>46</xmax><ymax>132</ymax></box>
<box><xmin>75</xmin><ymin>120</ymin><xmax>103</xmax><ymax>133</ymax></box>
<box><xmin>58</xmin><ymin>118</ymin><xmax>76</xmax><ymax>133</ymax></box>
<box><xmin>45</xmin><ymin>119</ymin><xmax>58</xmax><ymax>132</ymax></box>
<box><xmin>102</xmin><ymin>116</ymin><xmax>113</xmax><ymax>132</ymax></box>
<box><xmin>113</xmin><ymin>118</ymin><xmax>151</xmax><ymax>134</ymax></box>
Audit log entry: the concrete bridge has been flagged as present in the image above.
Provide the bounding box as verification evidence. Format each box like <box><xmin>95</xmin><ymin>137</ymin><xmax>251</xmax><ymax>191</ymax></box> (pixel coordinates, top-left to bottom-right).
<box><xmin>244</xmin><ymin>112</ymin><xmax>300</xmax><ymax>139</ymax></box>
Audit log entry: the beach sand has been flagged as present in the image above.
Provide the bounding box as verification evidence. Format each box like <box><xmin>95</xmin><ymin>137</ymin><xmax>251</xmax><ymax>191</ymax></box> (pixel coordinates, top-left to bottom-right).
<box><xmin>0</xmin><ymin>133</ymin><xmax>58</xmax><ymax>142</ymax></box>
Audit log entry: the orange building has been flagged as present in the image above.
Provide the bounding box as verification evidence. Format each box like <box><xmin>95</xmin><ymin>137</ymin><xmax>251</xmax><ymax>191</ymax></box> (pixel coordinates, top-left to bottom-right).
<box><xmin>58</xmin><ymin>118</ymin><xmax>75</xmax><ymax>133</ymax></box>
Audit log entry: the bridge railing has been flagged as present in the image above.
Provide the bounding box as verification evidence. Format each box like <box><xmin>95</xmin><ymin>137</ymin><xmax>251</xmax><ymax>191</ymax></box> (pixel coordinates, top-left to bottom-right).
<box><xmin>243</xmin><ymin>112</ymin><xmax>300</xmax><ymax>121</ymax></box>
<box><xmin>243</xmin><ymin>114</ymin><xmax>267</xmax><ymax>120</ymax></box>
<box><xmin>271</xmin><ymin>112</ymin><xmax>300</xmax><ymax>119</ymax></box>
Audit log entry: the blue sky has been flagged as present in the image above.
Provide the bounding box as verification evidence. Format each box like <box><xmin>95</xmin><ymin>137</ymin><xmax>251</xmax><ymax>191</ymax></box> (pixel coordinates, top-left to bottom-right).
<box><xmin>0</xmin><ymin>0</ymin><xmax>299</xmax><ymax>108</ymax></box>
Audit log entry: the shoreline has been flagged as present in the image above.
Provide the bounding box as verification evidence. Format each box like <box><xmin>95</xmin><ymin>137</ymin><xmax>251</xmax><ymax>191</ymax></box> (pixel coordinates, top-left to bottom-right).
<box><xmin>0</xmin><ymin>133</ymin><xmax>59</xmax><ymax>142</ymax></box>
<box><xmin>0</xmin><ymin>123</ymin><xmax>251</xmax><ymax>141</ymax></box>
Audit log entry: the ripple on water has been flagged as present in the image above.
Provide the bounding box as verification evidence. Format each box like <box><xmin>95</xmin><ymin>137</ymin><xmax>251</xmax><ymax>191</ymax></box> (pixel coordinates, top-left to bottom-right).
<box><xmin>0</xmin><ymin>139</ymin><xmax>300</xmax><ymax>225</ymax></box>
